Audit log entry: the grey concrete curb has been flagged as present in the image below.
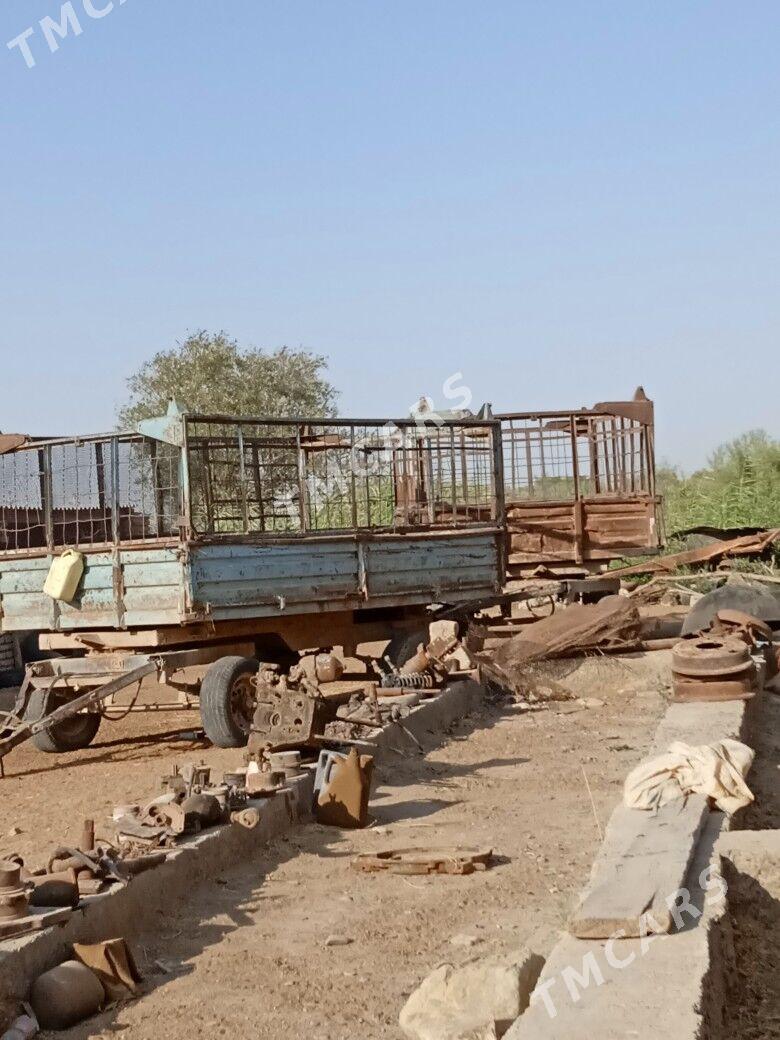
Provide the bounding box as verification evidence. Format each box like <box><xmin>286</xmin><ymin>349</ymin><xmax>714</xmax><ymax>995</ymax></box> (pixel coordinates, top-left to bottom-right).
<box><xmin>0</xmin><ymin>677</ymin><xmax>484</xmax><ymax>1008</ymax></box>
<box><xmin>505</xmin><ymin>678</ymin><xmax>762</xmax><ymax>1039</ymax></box>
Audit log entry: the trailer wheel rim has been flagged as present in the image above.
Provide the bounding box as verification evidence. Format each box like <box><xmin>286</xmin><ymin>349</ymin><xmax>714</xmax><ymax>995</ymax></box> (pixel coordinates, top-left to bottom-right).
<box><xmin>44</xmin><ymin>693</ymin><xmax>98</xmax><ymax>740</ymax></box>
<box><xmin>229</xmin><ymin>674</ymin><xmax>255</xmax><ymax>733</ymax></box>
<box><xmin>55</xmin><ymin>715</ymin><xmax>95</xmax><ymax>740</ymax></box>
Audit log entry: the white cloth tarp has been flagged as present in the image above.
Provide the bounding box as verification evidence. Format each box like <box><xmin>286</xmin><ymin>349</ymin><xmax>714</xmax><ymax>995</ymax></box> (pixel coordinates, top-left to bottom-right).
<box><xmin>623</xmin><ymin>738</ymin><xmax>754</xmax><ymax>815</ymax></box>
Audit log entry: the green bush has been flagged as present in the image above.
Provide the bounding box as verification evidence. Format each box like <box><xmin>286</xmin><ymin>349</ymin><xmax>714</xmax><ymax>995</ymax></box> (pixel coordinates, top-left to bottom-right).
<box><xmin>659</xmin><ymin>430</ymin><xmax>780</xmax><ymax>534</ymax></box>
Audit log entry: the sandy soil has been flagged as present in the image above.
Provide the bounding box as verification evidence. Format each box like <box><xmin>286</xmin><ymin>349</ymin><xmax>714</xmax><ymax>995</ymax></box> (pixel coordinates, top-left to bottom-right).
<box><xmin>0</xmin><ymin>675</ymin><xmax>367</xmax><ymax>867</ymax></box>
<box><xmin>712</xmin><ymin>685</ymin><xmax>780</xmax><ymax>1040</ymax></box>
<box><xmin>0</xmin><ymin>653</ymin><xmax>670</xmax><ymax>1040</ymax></box>
<box><xmin>739</xmin><ymin>686</ymin><xmax>780</xmax><ymax>831</ymax></box>
<box><xmin>714</xmin><ymin>853</ymin><xmax>780</xmax><ymax>1040</ymax></box>
<box><xmin>699</xmin><ymin>678</ymin><xmax>780</xmax><ymax>1040</ymax></box>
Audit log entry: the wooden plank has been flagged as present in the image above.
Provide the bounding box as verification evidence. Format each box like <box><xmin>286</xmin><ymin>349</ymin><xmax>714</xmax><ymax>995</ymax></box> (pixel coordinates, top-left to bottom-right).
<box><xmin>610</xmin><ymin>528</ymin><xmax>780</xmax><ymax>577</ymax></box>
<box><xmin>40</xmin><ymin>609</ymin><xmax>400</xmax><ymax>652</ymax></box>
<box><xmin>570</xmin><ymin>796</ymin><xmax>709</xmax><ymax>938</ymax></box>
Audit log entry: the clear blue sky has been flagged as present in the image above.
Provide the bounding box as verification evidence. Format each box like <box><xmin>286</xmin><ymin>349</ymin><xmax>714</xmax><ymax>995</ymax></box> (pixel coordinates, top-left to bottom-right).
<box><xmin>1</xmin><ymin>1</ymin><xmax>778</xmax><ymax>470</ymax></box>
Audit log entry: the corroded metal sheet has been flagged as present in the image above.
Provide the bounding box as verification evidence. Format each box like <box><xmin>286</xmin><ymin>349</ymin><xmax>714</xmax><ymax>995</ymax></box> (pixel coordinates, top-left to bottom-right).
<box><xmin>189</xmin><ymin>532</ymin><xmax>501</xmax><ymax>621</ymax></box>
<box><xmin>497</xmin><ymin>395</ymin><xmax>659</xmax><ymax>574</ymax></box>
<box><xmin>0</xmin><ymin>548</ymin><xmax>183</xmax><ymax>631</ymax></box>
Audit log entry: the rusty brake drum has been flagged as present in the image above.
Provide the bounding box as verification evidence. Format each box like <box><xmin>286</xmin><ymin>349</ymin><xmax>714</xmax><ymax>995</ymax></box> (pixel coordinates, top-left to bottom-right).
<box><xmin>672</xmin><ymin>636</ymin><xmax>752</xmax><ymax>678</ymax></box>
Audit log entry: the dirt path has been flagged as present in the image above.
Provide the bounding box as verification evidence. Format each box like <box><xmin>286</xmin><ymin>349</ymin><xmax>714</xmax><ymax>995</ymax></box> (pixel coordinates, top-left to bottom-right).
<box><xmin>4</xmin><ymin>655</ymin><xmax>668</xmax><ymax>1040</ymax></box>
<box><xmin>0</xmin><ymin>676</ymin><xmax>366</xmax><ymax>868</ymax></box>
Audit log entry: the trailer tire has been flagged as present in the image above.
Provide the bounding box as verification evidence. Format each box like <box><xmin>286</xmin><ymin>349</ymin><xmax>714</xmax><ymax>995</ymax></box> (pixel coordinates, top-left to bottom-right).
<box><xmin>24</xmin><ymin>689</ymin><xmax>102</xmax><ymax>753</ymax></box>
<box><xmin>200</xmin><ymin>656</ymin><xmax>259</xmax><ymax>748</ymax></box>
<box><xmin>385</xmin><ymin>630</ymin><xmax>427</xmax><ymax>670</ymax></box>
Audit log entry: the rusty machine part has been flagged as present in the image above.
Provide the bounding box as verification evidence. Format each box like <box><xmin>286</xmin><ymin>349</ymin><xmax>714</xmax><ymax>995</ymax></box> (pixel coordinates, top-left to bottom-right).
<box><xmin>145</xmin><ymin>801</ymin><xmax>198</xmax><ymax>835</ymax></box>
<box><xmin>28</xmin><ymin>874</ymin><xmax>80</xmax><ymax>909</ymax></box>
<box><xmin>352</xmin><ymin>846</ymin><xmax>493</xmax><ymax>876</ymax></box>
<box><xmin>399</xmin><ymin>646</ymin><xmax>431</xmax><ymax>675</ymax></box>
<box><xmin>230</xmin><ymin>807</ymin><xmax>261</xmax><ymax>829</ymax></box>
<box><xmin>711</xmin><ymin>609</ymin><xmax>773</xmax><ymax>643</ymax></box>
<box><xmin>313</xmin><ymin>653</ymin><xmax>344</xmax><ymax>684</ymax></box>
<box><xmin>161</xmin><ymin>763</ymin><xmax>211</xmax><ymax>798</ymax></box>
<box><xmin>671</xmin><ymin>636</ymin><xmax>757</xmax><ymax>703</ymax></box>
<box><xmin>672</xmin><ymin>636</ymin><xmax>752</xmax><ymax>676</ymax></box>
<box><xmin>0</xmin><ymin>860</ymin><xmax>30</xmax><ymax>920</ymax></box>
<box><xmin>380</xmin><ymin>672</ymin><xmax>435</xmax><ymax>690</ymax></box>
<box><xmin>245</xmin><ymin>767</ymin><xmax>286</xmax><ymax>796</ymax></box>
<box><xmin>179</xmin><ymin>793</ymin><xmax>223</xmax><ymax>826</ymax></box>
<box><xmin>707</xmin><ymin>609</ymin><xmax>777</xmax><ymax>680</ymax></box>
<box><xmin>268</xmin><ymin>750</ymin><xmax>305</xmax><ymax>778</ymax></box>
<box><xmin>30</xmin><ymin>960</ymin><xmax>106</xmax><ymax>1031</ymax></box>
<box><xmin>247</xmin><ymin>667</ymin><xmax>334</xmax><ymax>753</ymax></box>
<box><xmin>707</xmin><ymin>607</ymin><xmax>777</xmax><ymax>644</ymax></box>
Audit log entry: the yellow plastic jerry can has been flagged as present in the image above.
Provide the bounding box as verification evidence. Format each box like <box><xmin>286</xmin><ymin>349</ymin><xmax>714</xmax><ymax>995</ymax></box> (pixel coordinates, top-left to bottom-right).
<box><xmin>43</xmin><ymin>549</ymin><xmax>85</xmax><ymax>603</ymax></box>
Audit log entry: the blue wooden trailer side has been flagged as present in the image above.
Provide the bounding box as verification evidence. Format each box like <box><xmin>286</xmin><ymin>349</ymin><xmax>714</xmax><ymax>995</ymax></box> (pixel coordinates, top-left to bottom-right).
<box><xmin>0</xmin><ymin>531</ymin><xmax>500</xmax><ymax>632</ymax></box>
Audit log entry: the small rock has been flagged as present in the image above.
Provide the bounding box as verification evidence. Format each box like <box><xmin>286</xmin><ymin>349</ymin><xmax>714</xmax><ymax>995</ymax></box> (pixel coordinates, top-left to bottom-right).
<box><xmin>449</xmin><ymin>934</ymin><xmax>479</xmax><ymax>948</ymax></box>
<box><xmin>154</xmin><ymin>958</ymin><xmax>185</xmax><ymax>976</ymax></box>
<box><xmin>399</xmin><ymin>950</ymin><xmax>544</xmax><ymax>1040</ymax></box>
<box><xmin>325</xmin><ymin>934</ymin><xmax>353</xmax><ymax>947</ymax></box>
<box><xmin>429</xmin><ymin>619</ymin><xmax>459</xmax><ymax>643</ymax></box>
<box><xmin>7</xmin><ymin>826</ymin><xmax>21</xmax><ymax>837</ymax></box>
<box><xmin>577</xmin><ymin>697</ymin><xmax>605</xmax><ymax>709</ymax></box>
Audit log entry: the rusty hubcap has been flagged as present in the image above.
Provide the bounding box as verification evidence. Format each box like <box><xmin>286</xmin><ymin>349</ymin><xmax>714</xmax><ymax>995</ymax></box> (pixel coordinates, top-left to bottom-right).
<box><xmin>229</xmin><ymin>674</ymin><xmax>256</xmax><ymax>733</ymax></box>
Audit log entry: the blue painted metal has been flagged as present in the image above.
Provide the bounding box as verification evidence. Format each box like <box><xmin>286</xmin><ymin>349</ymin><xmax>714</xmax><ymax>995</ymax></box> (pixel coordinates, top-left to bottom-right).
<box><xmin>189</xmin><ymin>532</ymin><xmax>499</xmax><ymax>621</ymax></box>
<box><xmin>134</xmin><ymin>399</ymin><xmax>186</xmax><ymax>446</ymax></box>
<box><xmin>0</xmin><ymin>548</ymin><xmax>184</xmax><ymax>631</ymax></box>
<box><xmin>0</xmin><ymin>410</ymin><xmax>505</xmax><ymax>634</ymax></box>
<box><xmin>0</xmin><ymin>533</ymin><xmax>500</xmax><ymax>631</ymax></box>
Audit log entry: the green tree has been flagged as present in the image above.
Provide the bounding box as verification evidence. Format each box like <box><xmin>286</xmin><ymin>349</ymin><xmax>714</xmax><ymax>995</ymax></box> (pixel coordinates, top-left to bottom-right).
<box><xmin>119</xmin><ymin>330</ymin><xmax>338</xmax><ymax>425</ymax></box>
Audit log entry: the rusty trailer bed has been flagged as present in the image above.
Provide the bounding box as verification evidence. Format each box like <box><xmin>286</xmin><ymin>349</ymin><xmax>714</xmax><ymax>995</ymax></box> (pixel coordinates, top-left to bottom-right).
<box><xmin>496</xmin><ymin>393</ymin><xmax>660</xmax><ymax>576</ymax></box>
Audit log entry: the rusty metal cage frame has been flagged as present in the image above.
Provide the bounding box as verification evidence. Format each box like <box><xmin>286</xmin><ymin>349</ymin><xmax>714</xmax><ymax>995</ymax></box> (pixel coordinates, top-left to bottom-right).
<box><xmin>0</xmin><ymin>414</ymin><xmax>504</xmax><ymax>557</ymax></box>
<box><xmin>0</xmin><ymin>432</ymin><xmax>182</xmax><ymax>557</ymax></box>
<box><xmin>496</xmin><ymin>408</ymin><xmax>656</xmax><ymax>505</ymax></box>
<box><xmin>182</xmin><ymin>414</ymin><xmax>504</xmax><ymax>540</ymax></box>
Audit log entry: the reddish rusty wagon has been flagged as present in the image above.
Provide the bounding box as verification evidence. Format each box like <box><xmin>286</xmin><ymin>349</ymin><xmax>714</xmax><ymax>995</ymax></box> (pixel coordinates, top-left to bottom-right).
<box><xmin>496</xmin><ymin>392</ymin><xmax>660</xmax><ymax>578</ymax></box>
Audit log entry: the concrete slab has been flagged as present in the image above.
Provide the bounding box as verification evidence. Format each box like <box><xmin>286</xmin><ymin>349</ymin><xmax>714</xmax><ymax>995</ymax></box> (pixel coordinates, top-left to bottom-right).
<box><xmin>505</xmin><ymin>813</ymin><xmax>726</xmax><ymax>1040</ymax></box>
<box><xmin>569</xmin><ymin>661</ymin><xmax>759</xmax><ymax>940</ymax></box>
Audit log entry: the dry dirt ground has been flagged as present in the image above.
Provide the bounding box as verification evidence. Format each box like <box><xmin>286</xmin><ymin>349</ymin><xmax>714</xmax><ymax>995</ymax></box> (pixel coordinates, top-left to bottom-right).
<box><xmin>0</xmin><ymin>655</ymin><xmax>671</xmax><ymax>1040</ymax></box>
<box><xmin>707</xmin><ymin>688</ymin><xmax>780</xmax><ymax>1040</ymax></box>
<box><xmin>713</xmin><ymin>853</ymin><xmax>780</xmax><ymax>1040</ymax></box>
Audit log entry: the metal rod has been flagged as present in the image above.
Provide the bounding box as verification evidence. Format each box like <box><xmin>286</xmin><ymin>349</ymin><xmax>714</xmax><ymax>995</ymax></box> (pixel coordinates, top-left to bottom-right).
<box><xmin>236</xmin><ymin>424</ymin><xmax>249</xmax><ymax>533</ymax></box>
<box><xmin>295</xmin><ymin>426</ymin><xmax>308</xmax><ymax>532</ymax></box>
<box><xmin>0</xmin><ymin>662</ymin><xmax>156</xmax><ymax>763</ymax></box>
<box><xmin>42</xmin><ymin>445</ymin><xmax>54</xmax><ymax>552</ymax></box>
<box><xmin>350</xmin><ymin>426</ymin><xmax>358</xmax><ymax>529</ymax></box>
<box><xmin>449</xmin><ymin>426</ymin><xmax>457</xmax><ymax>523</ymax></box>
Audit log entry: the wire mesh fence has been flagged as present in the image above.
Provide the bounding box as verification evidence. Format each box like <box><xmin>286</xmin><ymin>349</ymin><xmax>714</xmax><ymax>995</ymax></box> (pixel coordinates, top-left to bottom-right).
<box><xmin>0</xmin><ymin>417</ymin><xmax>500</xmax><ymax>554</ymax></box>
<box><xmin>185</xmin><ymin>417</ymin><xmax>500</xmax><ymax>537</ymax></box>
<box><xmin>500</xmin><ymin>412</ymin><xmax>652</xmax><ymax>502</ymax></box>
<box><xmin>0</xmin><ymin>435</ymin><xmax>181</xmax><ymax>553</ymax></box>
